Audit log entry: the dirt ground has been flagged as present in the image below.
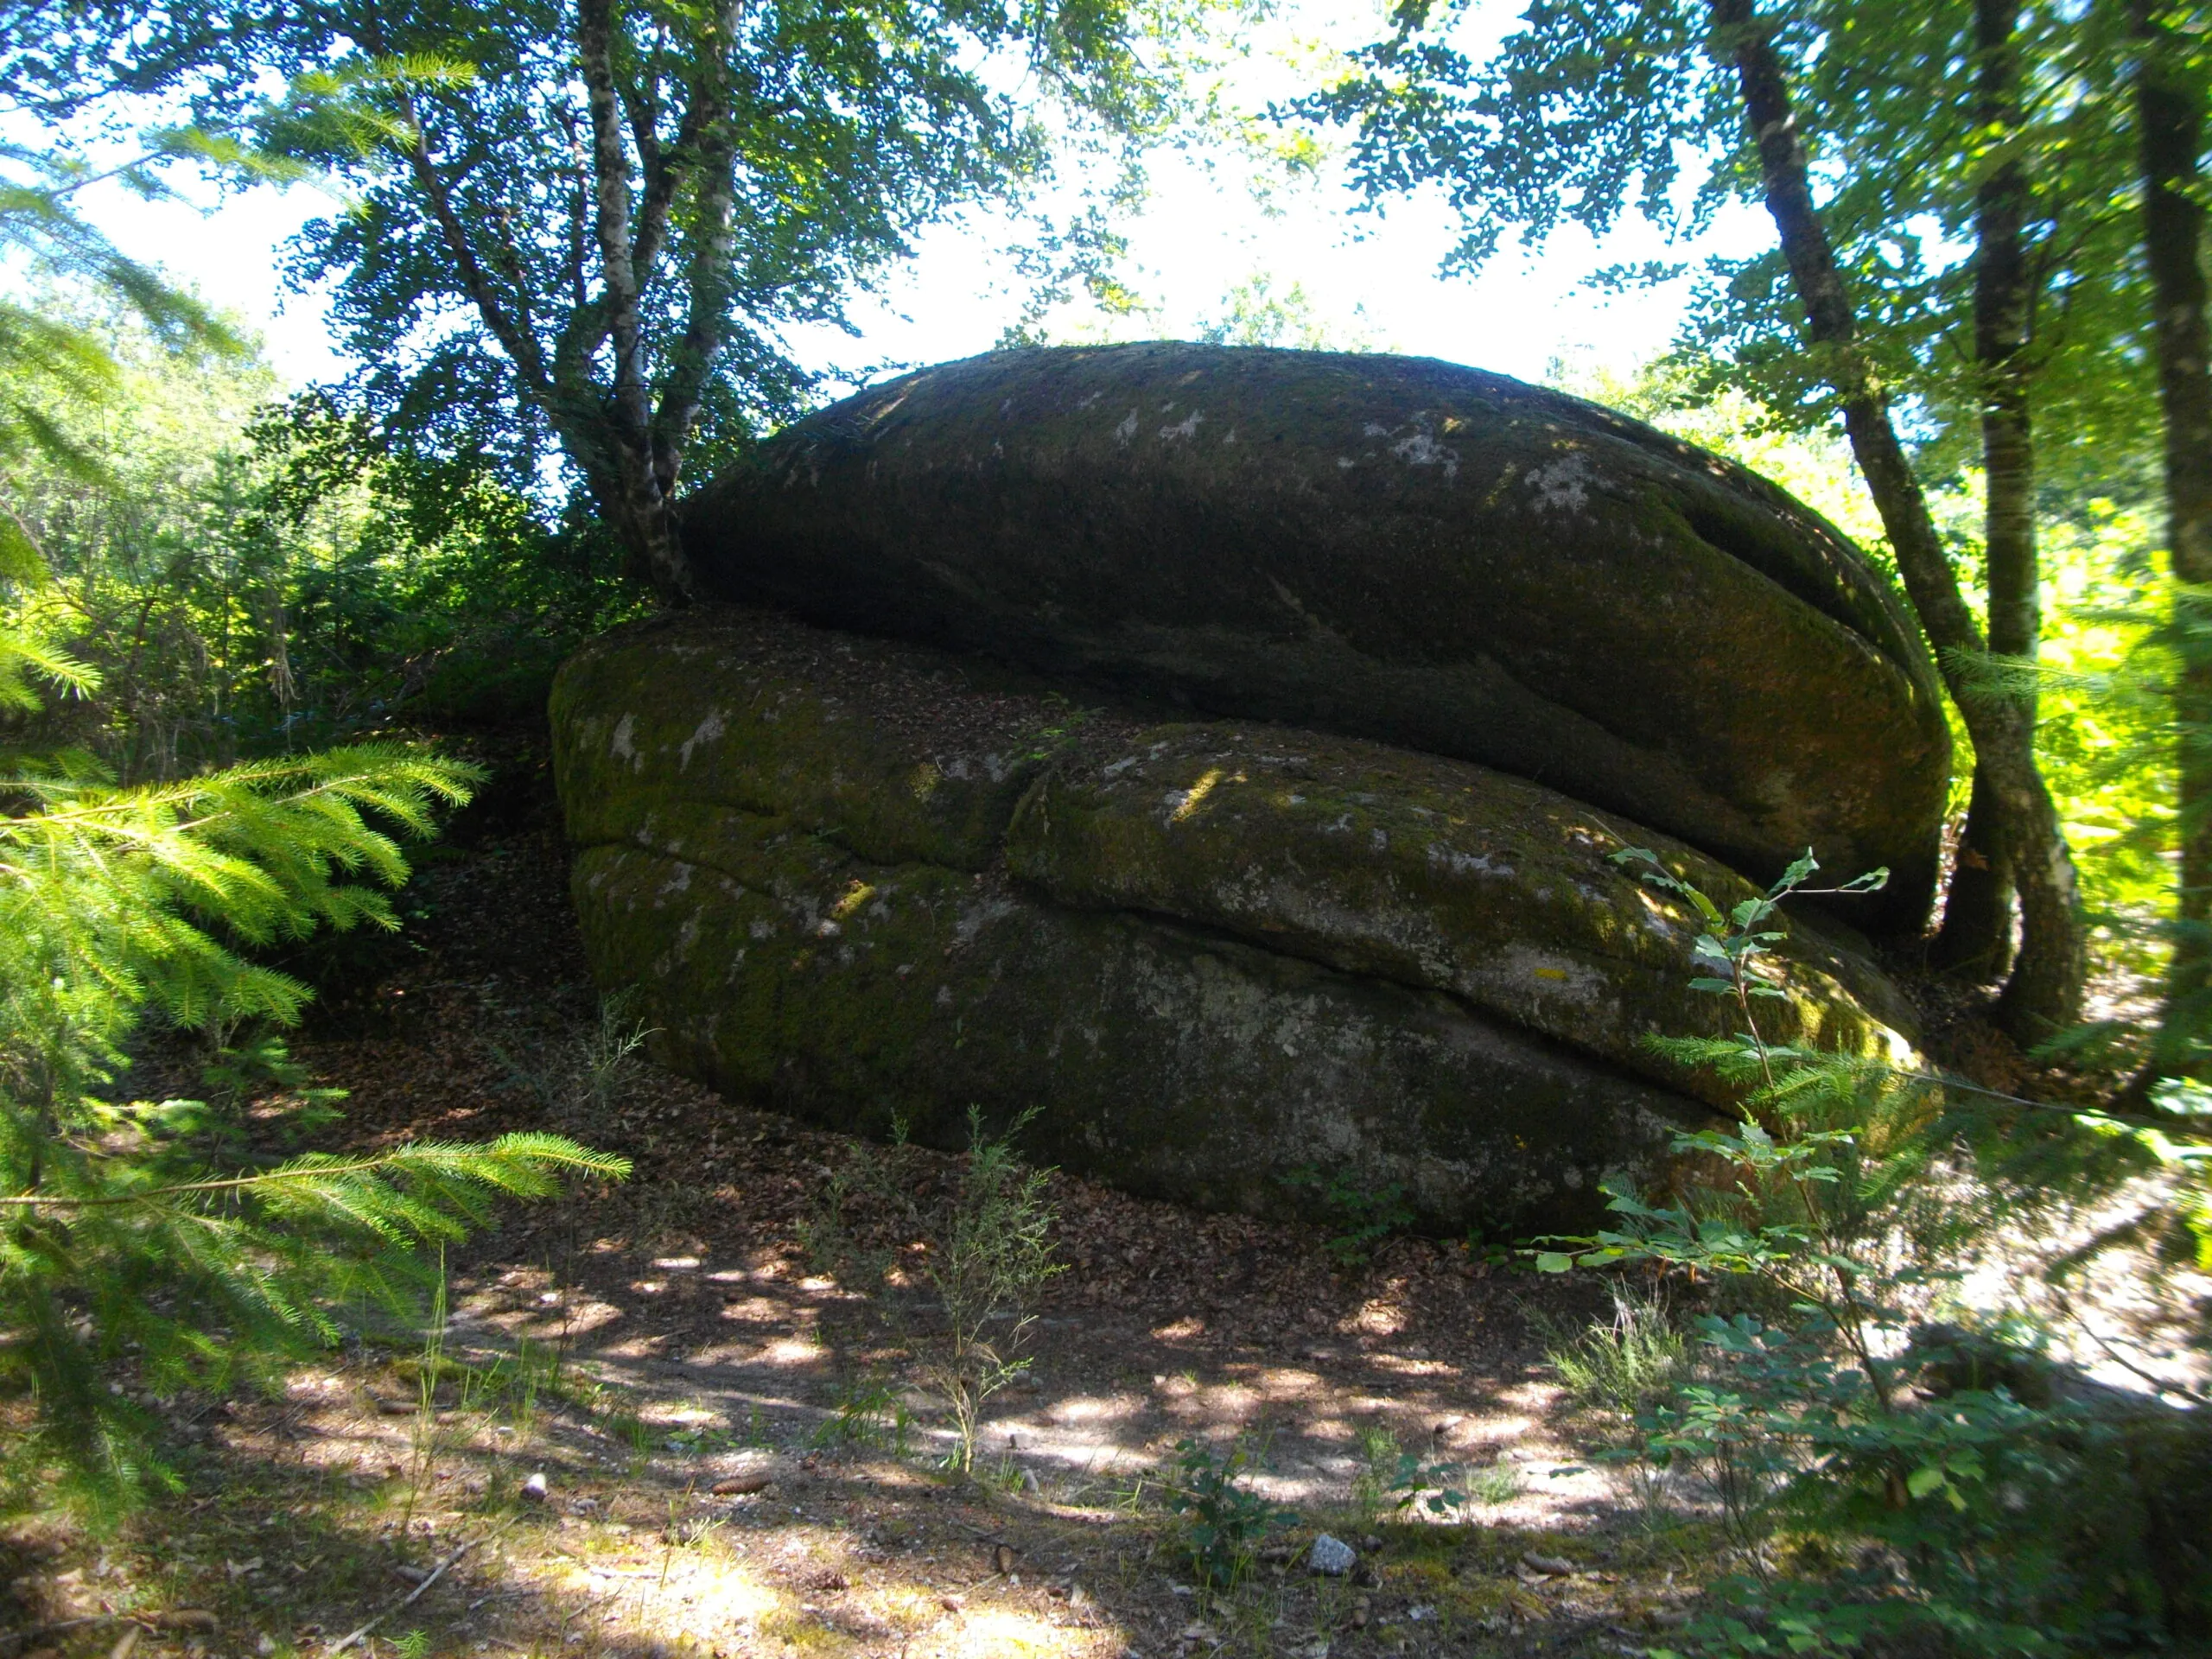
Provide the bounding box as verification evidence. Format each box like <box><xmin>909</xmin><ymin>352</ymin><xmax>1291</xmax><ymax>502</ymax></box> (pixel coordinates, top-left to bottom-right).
<box><xmin>0</xmin><ymin>741</ymin><xmax>1891</xmax><ymax>1659</ymax></box>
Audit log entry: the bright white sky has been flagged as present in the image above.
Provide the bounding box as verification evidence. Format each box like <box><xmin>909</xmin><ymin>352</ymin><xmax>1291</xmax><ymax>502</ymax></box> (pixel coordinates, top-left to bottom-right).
<box><xmin>56</xmin><ymin>0</ymin><xmax>1773</xmax><ymax>398</ymax></box>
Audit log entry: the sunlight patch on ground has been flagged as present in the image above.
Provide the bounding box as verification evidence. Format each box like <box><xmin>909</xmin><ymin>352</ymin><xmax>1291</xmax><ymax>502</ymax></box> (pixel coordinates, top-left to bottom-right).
<box><xmin>1241</xmin><ymin>1364</ymin><xmax>1331</xmax><ymax>1400</ymax></box>
<box><xmin>524</xmin><ymin>1299</ymin><xmax>625</xmax><ymax>1338</ymax></box>
<box><xmin>721</xmin><ymin>1295</ymin><xmax>789</xmax><ymax>1323</ymax></box>
<box><xmin>1497</xmin><ymin>1381</ymin><xmax>1564</xmax><ymax>1411</ymax></box>
<box><xmin>1349</xmin><ymin>1291</ymin><xmax>1408</xmax><ymax>1336</ymax></box>
<box><xmin>1039</xmin><ymin>1391</ymin><xmax>1145</xmax><ymax>1426</ymax></box>
<box><xmin>1365</xmin><ymin>1353</ymin><xmax>1457</xmax><ymax>1377</ymax></box>
<box><xmin>938</xmin><ymin>1605</ymin><xmax>1082</xmax><ymax>1657</ymax></box>
<box><xmin>760</xmin><ymin>1336</ymin><xmax>830</xmax><ymax>1366</ymax></box>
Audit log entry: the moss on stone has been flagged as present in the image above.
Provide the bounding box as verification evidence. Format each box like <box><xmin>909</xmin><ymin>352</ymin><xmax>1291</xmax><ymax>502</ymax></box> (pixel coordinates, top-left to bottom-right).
<box><xmin>571</xmin><ymin>810</ymin><xmax>1717</xmax><ymax>1235</ymax></box>
<box><xmin>1006</xmin><ymin>721</ymin><xmax>1916</xmax><ymax>1109</ymax></box>
<box><xmin>681</xmin><ymin>343</ymin><xmax>1951</xmax><ymax>934</ymax></box>
<box><xmin>550</xmin><ymin>607</ymin><xmax>1077</xmax><ymax>871</ymax></box>
<box><xmin>550</xmin><ymin>605</ymin><xmax>1918</xmax><ymax>1231</ymax></box>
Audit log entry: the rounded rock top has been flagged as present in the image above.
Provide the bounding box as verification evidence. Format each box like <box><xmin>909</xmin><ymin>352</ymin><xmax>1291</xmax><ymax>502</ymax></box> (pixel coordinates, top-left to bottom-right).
<box><xmin>683</xmin><ymin>343</ymin><xmax>1949</xmax><ymax>934</ymax></box>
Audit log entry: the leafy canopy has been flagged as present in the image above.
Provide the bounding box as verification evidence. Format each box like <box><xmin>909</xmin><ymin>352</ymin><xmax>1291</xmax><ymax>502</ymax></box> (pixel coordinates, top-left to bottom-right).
<box><xmin>1304</xmin><ymin>0</ymin><xmax>2154</xmax><ymax>486</ymax></box>
<box><xmin>8</xmin><ymin>0</ymin><xmax>1200</xmax><ymax>513</ymax></box>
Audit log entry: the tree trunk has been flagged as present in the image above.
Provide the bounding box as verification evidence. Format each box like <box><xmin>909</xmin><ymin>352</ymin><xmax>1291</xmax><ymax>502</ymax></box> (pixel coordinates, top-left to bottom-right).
<box><xmin>575</xmin><ymin>0</ymin><xmax>697</xmax><ymax>608</ymax></box>
<box><xmin>1935</xmin><ymin>0</ymin><xmax>2040</xmax><ymax>981</ymax></box>
<box><xmin>597</xmin><ymin>455</ymin><xmax>699</xmax><ymax>605</ymax></box>
<box><xmin>1935</xmin><ymin>766</ymin><xmax>2016</xmax><ymax>976</ymax></box>
<box><xmin>2133</xmin><ymin>0</ymin><xmax>2212</xmax><ymax>1072</ymax></box>
<box><xmin>1709</xmin><ymin>0</ymin><xmax>2086</xmax><ymax>1040</ymax></box>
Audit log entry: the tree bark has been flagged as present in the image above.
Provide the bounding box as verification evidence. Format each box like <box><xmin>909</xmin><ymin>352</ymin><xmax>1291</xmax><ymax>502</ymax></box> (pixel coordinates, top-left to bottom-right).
<box><xmin>1934</xmin><ymin>0</ymin><xmax>2039</xmax><ymax>980</ymax></box>
<box><xmin>2133</xmin><ymin>0</ymin><xmax>2212</xmax><ymax>1071</ymax></box>
<box><xmin>1709</xmin><ymin>0</ymin><xmax>2086</xmax><ymax>1039</ymax></box>
<box><xmin>575</xmin><ymin>0</ymin><xmax>696</xmax><ymax>606</ymax></box>
<box><xmin>1936</xmin><ymin>766</ymin><xmax>2016</xmax><ymax>976</ymax></box>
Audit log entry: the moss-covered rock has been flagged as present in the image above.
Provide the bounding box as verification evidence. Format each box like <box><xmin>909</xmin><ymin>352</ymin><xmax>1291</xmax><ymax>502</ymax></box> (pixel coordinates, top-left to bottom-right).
<box><xmin>681</xmin><ymin>342</ymin><xmax>1949</xmax><ymax>934</ymax></box>
<box><xmin>569</xmin><ymin>812</ymin><xmax>1712</xmax><ymax>1233</ymax></box>
<box><xmin>551</xmin><ymin>607</ymin><xmax>1079</xmax><ymax>872</ymax></box>
<box><xmin>551</xmin><ymin>607</ymin><xmax>1917</xmax><ymax>1228</ymax></box>
<box><xmin>1005</xmin><ymin>723</ymin><xmax>1914</xmax><ymax>1109</ymax></box>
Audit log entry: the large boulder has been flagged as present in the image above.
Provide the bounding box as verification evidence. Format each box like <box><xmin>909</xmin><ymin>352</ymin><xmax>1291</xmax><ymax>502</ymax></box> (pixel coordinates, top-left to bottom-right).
<box><xmin>682</xmin><ymin>343</ymin><xmax>1949</xmax><ymax>934</ymax></box>
<box><xmin>550</xmin><ymin>607</ymin><xmax>1916</xmax><ymax>1230</ymax></box>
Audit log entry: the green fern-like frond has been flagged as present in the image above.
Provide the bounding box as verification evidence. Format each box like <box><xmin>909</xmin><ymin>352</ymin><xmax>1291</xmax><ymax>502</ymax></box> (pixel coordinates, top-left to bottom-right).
<box><xmin>0</xmin><ymin>739</ymin><xmax>636</xmax><ymax>1522</ymax></box>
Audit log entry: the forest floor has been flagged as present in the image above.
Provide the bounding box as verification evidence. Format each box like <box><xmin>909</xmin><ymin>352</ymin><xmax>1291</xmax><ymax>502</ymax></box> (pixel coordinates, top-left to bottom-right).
<box><xmin>0</xmin><ymin>733</ymin><xmax>2139</xmax><ymax>1659</ymax></box>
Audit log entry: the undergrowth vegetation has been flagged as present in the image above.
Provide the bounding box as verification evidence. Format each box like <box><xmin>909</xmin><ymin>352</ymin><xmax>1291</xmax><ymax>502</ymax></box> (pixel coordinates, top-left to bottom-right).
<box><xmin>0</xmin><ymin>738</ymin><xmax>631</xmax><ymax>1521</ymax></box>
<box><xmin>1533</xmin><ymin>847</ymin><xmax>2212</xmax><ymax>1655</ymax></box>
<box><xmin>0</xmin><ymin>201</ymin><xmax>632</xmax><ymax>1521</ymax></box>
<box><xmin>803</xmin><ymin>1108</ymin><xmax>1063</xmax><ymax>1473</ymax></box>
<box><xmin>2</xmin><ymin>324</ymin><xmax>637</xmax><ymax>773</ymax></box>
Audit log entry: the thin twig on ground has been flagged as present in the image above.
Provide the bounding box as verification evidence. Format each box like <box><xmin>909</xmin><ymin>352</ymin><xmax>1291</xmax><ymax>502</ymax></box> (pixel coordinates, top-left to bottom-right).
<box><xmin>330</xmin><ymin>1525</ymin><xmax>505</xmax><ymax>1654</ymax></box>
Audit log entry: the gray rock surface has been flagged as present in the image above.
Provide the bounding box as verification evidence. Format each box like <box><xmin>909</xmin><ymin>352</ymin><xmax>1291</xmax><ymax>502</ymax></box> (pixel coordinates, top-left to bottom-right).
<box><xmin>550</xmin><ymin>607</ymin><xmax>1916</xmax><ymax>1230</ymax></box>
<box><xmin>682</xmin><ymin>343</ymin><xmax>1948</xmax><ymax>933</ymax></box>
<box><xmin>1308</xmin><ymin>1535</ymin><xmax>1357</xmax><ymax>1576</ymax></box>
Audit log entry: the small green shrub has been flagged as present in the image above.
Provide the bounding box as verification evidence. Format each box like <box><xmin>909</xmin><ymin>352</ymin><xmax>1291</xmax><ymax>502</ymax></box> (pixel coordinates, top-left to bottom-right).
<box><xmin>804</xmin><ymin>1107</ymin><xmax>1061</xmax><ymax>1473</ymax></box>
<box><xmin>1349</xmin><ymin>1421</ymin><xmax>1401</xmax><ymax>1527</ymax></box>
<box><xmin>810</xmin><ymin>1370</ymin><xmax>911</xmax><ymax>1455</ymax></box>
<box><xmin>493</xmin><ymin>990</ymin><xmax>655</xmax><ymax>1128</ymax></box>
<box><xmin>1463</xmin><ymin>1458</ymin><xmax>1523</xmax><ymax>1504</ymax></box>
<box><xmin>1376</xmin><ymin>1446</ymin><xmax>1518</xmax><ymax>1519</ymax></box>
<box><xmin>1544</xmin><ymin>1284</ymin><xmax>1689</xmax><ymax>1422</ymax></box>
<box><xmin>1534</xmin><ymin>846</ymin><xmax>2209</xmax><ymax>1652</ymax></box>
<box><xmin>1283</xmin><ymin>1166</ymin><xmax>1416</xmax><ymax>1266</ymax></box>
<box><xmin>1167</xmin><ymin>1435</ymin><xmax>1292</xmax><ymax>1589</ymax></box>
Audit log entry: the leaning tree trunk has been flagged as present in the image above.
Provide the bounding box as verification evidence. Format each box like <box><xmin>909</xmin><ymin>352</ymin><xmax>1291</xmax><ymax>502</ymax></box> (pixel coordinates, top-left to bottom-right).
<box><xmin>1710</xmin><ymin>0</ymin><xmax>2086</xmax><ymax>1040</ymax></box>
<box><xmin>2133</xmin><ymin>0</ymin><xmax>2212</xmax><ymax>1073</ymax></box>
<box><xmin>1934</xmin><ymin>0</ymin><xmax>2042</xmax><ymax>981</ymax></box>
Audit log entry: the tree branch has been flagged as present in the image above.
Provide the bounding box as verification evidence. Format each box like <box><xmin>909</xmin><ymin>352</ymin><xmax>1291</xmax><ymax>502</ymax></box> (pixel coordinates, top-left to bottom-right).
<box><xmin>389</xmin><ymin>87</ymin><xmax>553</xmax><ymax>399</ymax></box>
<box><xmin>576</xmin><ymin>0</ymin><xmax>651</xmax><ymax>445</ymax></box>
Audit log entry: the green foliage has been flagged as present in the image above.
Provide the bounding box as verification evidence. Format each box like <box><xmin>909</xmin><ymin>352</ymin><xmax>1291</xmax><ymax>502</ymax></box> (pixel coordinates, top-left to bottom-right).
<box><xmin>1282</xmin><ymin>1165</ymin><xmax>1415</xmax><ymax>1267</ymax></box>
<box><xmin>1531</xmin><ymin>850</ymin><xmax>2210</xmax><ymax>1651</ymax></box>
<box><xmin>3</xmin><ymin>744</ymin><xmax>475</xmax><ymax>1084</ymax></box>
<box><xmin>1551</xmin><ymin>359</ymin><xmax>2179</xmax><ymax>980</ymax></box>
<box><xmin>0</xmin><ymin>86</ymin><xmax>636</xmax><ymax>1526</ymax></box>
<box><xmin>0</xmin><ymin>321</ymin><xmax>636</xmax><ymax>777</ymax></box>
<box><xmin>0</xmin><ymin>740</ymin><xmax>631</xmax><ymax>1520</ymax></box>
<box><xmin>810</xmin><ymin>1370</ymin><xmax>912</xmax><ymax>1457</ymax></box>
<box><xmin>1166</xmin><ymin>1434</ymin><xmax>1292</xmax><ymax>1589</ymax></box>
<box><xmin>1309</xmin><ymin>0</ymin><xmax>2150</xmax><ymax>486</ymax></box>
<box><xmin>804</xmin><ymin>1107</ymin><xmax>1062</xmax><ymax>1474</ymax></box>
<box><xmin>1194</xmin><ymin>273</ymin><xmax>1380</xmax><ymax>352</ymax></box>
<box><xmin>0</xmin><ymin>132</ymin><xmax>240</xmax><ymax>718</ymax></box>
<box><xmin>1348</xmin><ymin>1421</ymin><xmax>1404</xmax><ymax>1528</ymax></box>
<box><xmin>9</xmin><ymin>0</ymin><xmax>1207</xmax><ymax>593</ymax></box>
<box><xmin>1544</xmin><ymin>1284</ymin><xmax>1691</xmax><ymax>1425</ymax></box>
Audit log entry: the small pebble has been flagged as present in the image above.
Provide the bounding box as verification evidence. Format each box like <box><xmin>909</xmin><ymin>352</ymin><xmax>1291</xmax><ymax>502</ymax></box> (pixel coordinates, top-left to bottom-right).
<box><xmin>1306</xmin><ymin>1534</ymin><xmax>1357</xmax><ymax>1577</ymax></box>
